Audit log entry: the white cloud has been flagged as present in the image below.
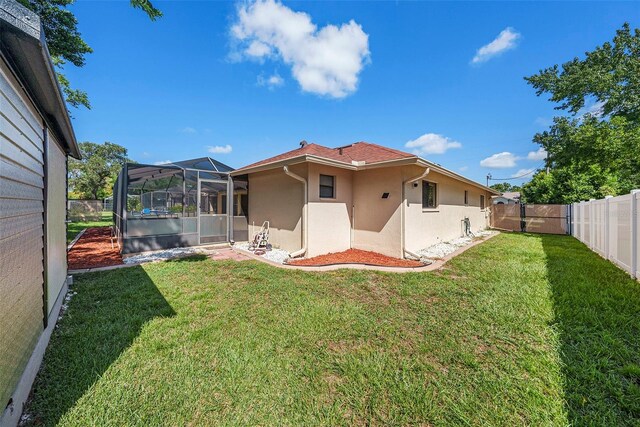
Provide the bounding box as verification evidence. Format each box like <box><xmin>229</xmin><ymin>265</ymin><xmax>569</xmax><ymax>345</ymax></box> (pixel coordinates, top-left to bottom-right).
<box><xmin>577</xmin><ymin>100</ymin><xmax>606</xmax><ymax>118</ymax></box>
<box><xmin>181</xmin><ymin>127</ymin><xmax>197</xmax><ymax>134</ymax></box>
<box><xmin>154</xmin><ymin>160</ymin><xmax>173</xmax><ymax>165</ymax></box>
<box><xmin>459</xmin><ymin>166</ymin><xmax>469</xmax><ymax>172</ymax></box>
<box><xmin>231</xmin><ymin>0</ymin><xmax>370</xmax><ymax>98</ymax></box>
<box><xmin>207</xmin><ymin>145</ymin><xmax>233</xmax><ymax>154</ymax></box>
<box><xmin>405</xmin><ymin>133</ymin><xmax>462</xmax><ymax>155</ymax></box>
<box><xmin>257</xmin><ymin>73</ymin><xmax>284</xmax><ymax>89</ymax></box>
<box><xmin>512</xmin><ymin>168</ymin><xmax>535</xmax><ymax>178</ymax></box>
<box><xmin>246</xmin><ymin>40</ymin><xmax>271</xmax><ymax>57</ymax></box>
<box><xmin>472</xmin><ymin>27</ymin><xmax>521</xmax><ymax>64</ymax></box>
<box><xmin>480</xmin><ymin>152</ymin><xmax>519</xmax><ymax>168</ymax></box>
<box><xmin>527</xmin><ymin>147</ymin><xmax>547</xmax><ymax>161</ymax></box>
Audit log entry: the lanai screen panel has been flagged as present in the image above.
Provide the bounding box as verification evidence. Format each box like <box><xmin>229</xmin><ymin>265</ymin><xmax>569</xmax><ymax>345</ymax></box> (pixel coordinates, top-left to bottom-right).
<box><xmin>114</xmin><ymin>158</ymin><xmax>245</xmax><ymax>252</ymax></box>
<box><xmin>126</xmin><ymin>165</ymin><xmax>188</xmax><ymax>236</ymax></box>
<box><xmin>232</xmin><ymin>176</ymin><xmax>249</xmax><ymax>241</ymax></box>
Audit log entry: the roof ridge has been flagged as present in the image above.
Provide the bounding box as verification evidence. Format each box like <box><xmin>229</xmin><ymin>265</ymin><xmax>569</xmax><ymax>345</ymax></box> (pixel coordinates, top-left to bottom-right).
<box><xmin>352</xmin><ymin>141</ymin><xmax>416</xmax><ymax>157</ymax></box>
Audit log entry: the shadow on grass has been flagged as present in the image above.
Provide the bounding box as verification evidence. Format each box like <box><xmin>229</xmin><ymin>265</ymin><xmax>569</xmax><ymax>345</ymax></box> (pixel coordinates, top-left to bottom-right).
<box><xmin>25</xmin><ymin>266</ymin><xmax>175</xmax><ymax>426</ymax></box>
<box><xmin>540</xmin><ymin>234</ymin><xmax>640</xmax><ymax>426</ymax></box>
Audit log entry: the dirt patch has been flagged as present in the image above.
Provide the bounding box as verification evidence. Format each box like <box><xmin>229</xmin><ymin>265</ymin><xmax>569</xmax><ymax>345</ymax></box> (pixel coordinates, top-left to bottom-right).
<box><xmin>288</xmin><ymin>249</ymin><xmax>424</xmax><ymax>268</ymax></box>
<box><xmin>68</xmin><ymin>227</ymin><xmax>123</xmax><ymax>270</ymax></box>
<box><xmin>323</xmin><ymin>339</ymin><xmax>369</xmax><ymax>354</ymax></box>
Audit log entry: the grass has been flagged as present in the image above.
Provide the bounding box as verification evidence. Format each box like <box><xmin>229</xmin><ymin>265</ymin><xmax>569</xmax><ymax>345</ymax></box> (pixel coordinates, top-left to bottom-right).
<box><xmin>26</xmin><ymin>233</ymin><xmax>640</xmax><ymax>426</ymax></box>
<box><xmin>66</xmin><ymin>211</ymin><xmax>112</xmax><ymax>244</ymax></box>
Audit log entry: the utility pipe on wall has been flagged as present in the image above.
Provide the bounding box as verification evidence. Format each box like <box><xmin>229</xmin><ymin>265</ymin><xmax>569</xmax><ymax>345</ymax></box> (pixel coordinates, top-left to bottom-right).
<box><xmin>283</xmin><ymin>166</ymin><xmax>308</xmax><ymax>258</ymax></box>
<box><xmin>401</xmin><ymin>168</ymin><xmax>430</xmax><ymax>260</ymax></box>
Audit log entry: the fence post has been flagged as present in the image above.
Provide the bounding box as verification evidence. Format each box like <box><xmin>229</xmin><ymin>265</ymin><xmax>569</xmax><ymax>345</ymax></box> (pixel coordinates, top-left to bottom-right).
<box><xmin>589</xmin><ymin>199</ymin><xmax>596</xmax><ymax>250</ymax></box>
<box><xmin>631</xmin><ymin>190</ymin><xmax>639</xmax><ymax>279</ymax></box>
<box><xmin>581</xmin><ymin>201</ymin><xmax>585</xmax><ymax>242</ymax></box>
<box><xmin>604</xmin><ymin>196</ymin><xmax>613</xmax><ymax>260</ymax></box>
<box><xmin>575</xmin><ymin>203</ymin><xmax>579</xmax><ymax>237</ymax></box>
<box><xmin>580</xmin><ymin>200</ymin><xmax>587</xmax><ymax>243</ymax></box>
<box><xmin>567</xmin><ymin>203</ymin><xmax>572</xmax><ymax>235</ymax></box>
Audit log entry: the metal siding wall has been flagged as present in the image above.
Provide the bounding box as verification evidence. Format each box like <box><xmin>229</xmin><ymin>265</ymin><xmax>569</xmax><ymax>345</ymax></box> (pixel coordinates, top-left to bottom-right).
<box><xmin>0</xmin><ymin>59</ymin><xmax>45</xmax><ymax>407</ymax></box>
<box><xmin>46</xmin><ymin>132</ymin><xmax>67</xmax><ymax>315</ymax></box>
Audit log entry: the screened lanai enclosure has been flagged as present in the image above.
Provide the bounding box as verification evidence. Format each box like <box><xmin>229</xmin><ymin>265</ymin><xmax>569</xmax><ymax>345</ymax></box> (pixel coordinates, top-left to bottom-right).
<box><xmin>113</xmin><ymin>157</ymin><xmax>249</xmax><ymax>253</ymax></box>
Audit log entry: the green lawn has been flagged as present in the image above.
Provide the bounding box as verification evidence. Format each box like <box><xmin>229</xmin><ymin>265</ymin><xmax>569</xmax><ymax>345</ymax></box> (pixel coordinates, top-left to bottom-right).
<box><xmin>27</xmin><ymin>233</ymin><xmax>640</xmax><ymax>426</ymax></box>
<box><xmin>66</xmin><ymin>211</ymin><xmax>112</xmax><ymax>244</ymax></box>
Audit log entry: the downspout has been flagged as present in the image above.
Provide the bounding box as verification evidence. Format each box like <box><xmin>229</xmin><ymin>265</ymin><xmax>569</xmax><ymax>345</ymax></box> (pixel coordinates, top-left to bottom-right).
<box><xmin>283</xmin><ymin>166</ymin><xmax>307</xmax><ymax>258</ymax></box>
<box><xmin>401</xmin><ymin>167</ymin><xmax>430</xmax><ymax>260</ymax></box>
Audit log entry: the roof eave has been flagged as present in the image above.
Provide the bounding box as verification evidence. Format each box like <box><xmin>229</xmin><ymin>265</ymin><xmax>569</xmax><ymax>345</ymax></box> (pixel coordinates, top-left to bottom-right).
<box><xmin>0</xmin><ymin>0</ymin><xmax>80</xmax><ymax>159</ymax></box>
<box><xmin>416</xmin><ymin>158</ymin><xmax>500</xmax><ymax>195</ymax></box>
<box><xmin>230</xmin><ymin>154</ymin><xmax>356</xmax><ymax>176</ymax></box>
<box><xmin>232</xmin><ymin>151</ymin><xmax>499</xmax><ymax>195</ymax></box>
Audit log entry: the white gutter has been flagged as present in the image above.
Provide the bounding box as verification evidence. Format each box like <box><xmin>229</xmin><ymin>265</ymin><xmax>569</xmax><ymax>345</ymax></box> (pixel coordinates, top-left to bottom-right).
<box><xmin>401</xmin><ymin>167</ymin><xmax>430</xmax><ymax>260</ymax></box>
<box><xmin>283</xmin><ymin>166</ymin><xmax>308</xmax><ymax>258</ymax></box>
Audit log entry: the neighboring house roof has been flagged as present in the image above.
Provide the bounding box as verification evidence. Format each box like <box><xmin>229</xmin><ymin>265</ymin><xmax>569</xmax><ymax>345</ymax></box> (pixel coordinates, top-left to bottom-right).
<box><xmin>232</xmin><ymin>141</ymin><xmax>500</xmax><ymax>195</ymax></box>
<box><xmin>502</xmin><ymin>191</ymin><xmax>521</xmax><ymax>200</ymax></box>
<box><xmin>0</xmin><ymin>0</ymin><xmax>80</xmax><ymax>158</ymax></box>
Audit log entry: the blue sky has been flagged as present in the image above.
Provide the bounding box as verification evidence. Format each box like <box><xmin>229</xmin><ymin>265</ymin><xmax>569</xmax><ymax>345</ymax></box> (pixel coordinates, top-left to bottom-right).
<box><xmin>66</xmin><ymin>0</ymin><xmax>639</xmax><ymax>185</ymax></box>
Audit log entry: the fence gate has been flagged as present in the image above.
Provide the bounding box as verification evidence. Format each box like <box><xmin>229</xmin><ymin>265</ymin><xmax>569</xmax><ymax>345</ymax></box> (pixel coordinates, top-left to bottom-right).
<box><xmin>491</xmin><ymin>203</ymin><xmax>571</xmax><ymax>235</ymax></box>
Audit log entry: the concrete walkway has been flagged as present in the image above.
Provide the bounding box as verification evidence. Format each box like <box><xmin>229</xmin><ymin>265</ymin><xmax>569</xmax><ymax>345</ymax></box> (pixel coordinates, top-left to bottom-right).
<box><xmin>69</xmin><ymin>247</ymin><xmax>251</xmax><ymax>274</ymax></box>
<box><xmin>208</xmin><ymin>248</ymin><xmax>252</xmax><ymax>262</ymax></box>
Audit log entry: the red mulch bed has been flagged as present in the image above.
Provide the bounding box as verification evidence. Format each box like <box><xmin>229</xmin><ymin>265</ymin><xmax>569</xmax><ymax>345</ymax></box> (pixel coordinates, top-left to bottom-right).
<box><xmin>68</xmin><ymin>227</ymin><xmax>123</xmax><ymax>270</ymax></box>
<box><xmin>287</xmin><ymin>248</ymin><xmax>424</xmax><ymax>268</ymax></box>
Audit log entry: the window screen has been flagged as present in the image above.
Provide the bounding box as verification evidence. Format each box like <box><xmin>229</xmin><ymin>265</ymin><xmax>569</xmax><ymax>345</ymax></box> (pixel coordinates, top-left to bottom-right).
<box><xmin>319</xmin><ymin>174</ymin><xmax>335</xmax><ymax>198</ymax></box>
<box><xmin>480</xmin><ymin>195</ymin><xmax>485</xmax><ymax>209</ymax></box>
<box><xmin>464</xmin><ymin>190</ymin><xmax>469</xmax><ymax>205</ymax></box>
<box><xmin>422</xmin><ymin>181</ymin><xmax>437</xmax><ymax>208</ymax></box>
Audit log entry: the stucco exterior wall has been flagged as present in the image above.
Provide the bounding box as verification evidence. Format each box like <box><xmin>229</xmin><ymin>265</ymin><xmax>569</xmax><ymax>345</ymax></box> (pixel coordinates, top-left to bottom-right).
<box><xmin>306</xmin><ymin>163</ymin><xmax>353</xmax><ymax>257</ymax></box>
<box><xmin>246</xmin><ymin>163</ymin><xmax>307</xmax><ymax>253</ymax></box>
<box><xmin>404</xmin><ymin>167</ymin><xmax>492</xmax><ymax>252</ymax></box>
<box><xmin>245</xmin><ymin>161</ymin><xmax>493</xmax><ymax>260</ymax></box>
<box><xmin>351</xmin><ymin>166</ymin><xmax>403</xmax><ymax>258</ymax></box>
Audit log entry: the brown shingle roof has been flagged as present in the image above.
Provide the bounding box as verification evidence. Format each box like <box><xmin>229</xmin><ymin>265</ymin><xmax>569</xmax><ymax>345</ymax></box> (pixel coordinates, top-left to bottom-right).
<box><xmin>236</xmin><ymin>142</ymin><xmax>416</xmax><ymax>172</ymax></box>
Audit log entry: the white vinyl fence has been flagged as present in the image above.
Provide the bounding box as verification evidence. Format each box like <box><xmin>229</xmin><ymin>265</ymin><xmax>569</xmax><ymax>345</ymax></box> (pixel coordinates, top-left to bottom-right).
<box><xmin>572</xmin><ymin>190</ymin><xmax>640</xmax><ymax>279</ymax></box>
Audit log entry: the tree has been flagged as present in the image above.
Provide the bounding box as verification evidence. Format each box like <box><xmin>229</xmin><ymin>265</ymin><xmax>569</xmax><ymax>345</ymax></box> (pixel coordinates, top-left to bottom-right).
<box><xmin>490</xmin><ymin>183</ymin><xmax>521</xmax><ymax>194</ymax></box>
<box><xmin>525</xmin><ymin>23</ymin><xmax>640</xmax><ymax>122</ymax></box>
<box><xmin>17</xmin><ymin>0</ymin><xmax>162</xmax><ymax>109</ymax></box>
<box><xmin>522</xmin><ymin>23</ymin><xmax>640</xmax><ymax>203</ymax></box>
<box><xmin>521</xmin><ymin>164</ymin><xmax>619</xmax><ymax>204</ymax></box>
<box><xmin>69</xmin><ymin>142</ymin><xmax>130</xmax><ymax>200</ymax></box>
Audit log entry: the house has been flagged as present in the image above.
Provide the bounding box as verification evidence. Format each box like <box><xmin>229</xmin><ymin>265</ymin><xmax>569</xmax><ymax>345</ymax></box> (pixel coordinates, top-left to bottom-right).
<box><xmin>112</xmin><ymin>157</ymin><xmax>249</xmax><ymax>254</ymax></box>
<box><xmin>492</xmin><ymin>191</ymin><xmax>521</xmax><ymax>205</ymax></box>
<box><xmin>231</xmin><ymin>141</ymin><xmax>499</xmax><ymax>259</ymax></box>
<box><xmin>0</xmin><ymin>1</ymin><xmax>80</xmax><ymax>425</ymax></box>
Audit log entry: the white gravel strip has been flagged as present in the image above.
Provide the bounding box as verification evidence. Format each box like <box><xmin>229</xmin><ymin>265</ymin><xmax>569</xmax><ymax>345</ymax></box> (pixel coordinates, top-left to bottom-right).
<box><xmin>416</xmin><ymin>230</ymin><xmax>494</xmax><ymax>261</ymax></box>
<box><xmin>123</xmin><ymin>247</ymin><xmax>209</xmax><ymax>264</ymax></box>
<box><xmin>235</xmin><ymin>242</ymin><xmax>290</xmax><ymax>264</ymax></box>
